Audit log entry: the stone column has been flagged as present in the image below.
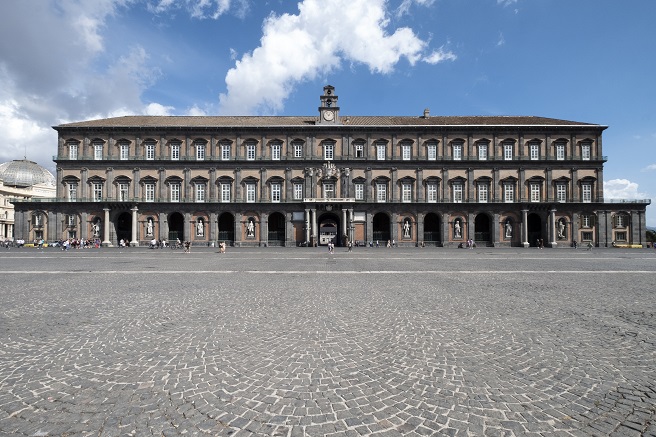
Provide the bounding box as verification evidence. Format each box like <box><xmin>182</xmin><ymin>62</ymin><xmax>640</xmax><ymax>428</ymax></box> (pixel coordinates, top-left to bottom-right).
<box><xmin>571</xmin><ymin>213</ymin><xmax>579</xmax><ymax>246</ymax></box>
<box><xmin>311</xmin><ymin>208</ymin><xmax>317</xmax><ymax>245</ymax></box>
<box><xmin>130</xmin><ymin>206</ymin><xmax>139</xmax><ymax>246</ymax></box>
<box><xmin>102</xmin><ymin>208</ymin><xmax>111</xmax><ymax>247</ymax></box>
<box><xmin>545</xmin><ymin>167</ymin><xmax>553</xmax><ymax>202</ymax></box>
<box><xmin>442</xmin><ymin>212</ymin><xmax>450</xmax><ymax>246</ymax></box>
<box><xmin>184</xmin><ymin>212</ymin><xmax>191</xmax><ymax>242</ymax></box>
<box><xmin>549</xmin><ymin>209</ymin><xmax>557</xmax><ymax>248</ymax></box>
<box><xmin>209</xmin><ymin>168</ymin><xmax>217</xmax><ymax>202</ymax></box>
<box><xmin>305</xmin><ymin>209</ymin><xmax>311</xmax><ymax>244</ymax></box>
<box><xmin>467</xmin><ymin>212</ymin><xmax>474</xmax><ymax>241</ymax></box>
<box><xmin>348</xmin><ymin>208</ymin><xmax>354</xmax><ymax>244</ymax></box>
<box><xmin>210</xmin><ymin>212</ymin><xmax>217</xmax><ymax>244</ymax></box>
<box><xmin>260</xmin><ymin>212</ymin><xmax>269</xmax><ymax>247</ymax></box>
<box><xmin>159</xmin><ymin>212</ymin><xmax>168</xmax><ymax>241</ymax></box>
<box><xmin>80</xmin><ymin>212</ymin><xmax>88</xmax><ymax>240</ymax></box>
<box><xmin>493</xmin><ymin>212</ymin><xmax>500</xmax><ymax>247</ymax></box>
<box><xmin>416</xmin><ymin>168</ymin><xmax>424</xmax><ymax>202</ymax></box>
<box><xmin>521</xmin><ymin>209</ymin><xmax>529</xmax><ymax>248</ymax></box>
<box><xmin>341</xmin><ymin>208</ymin><xmax>348</xmax><ymax>245</ymax></box>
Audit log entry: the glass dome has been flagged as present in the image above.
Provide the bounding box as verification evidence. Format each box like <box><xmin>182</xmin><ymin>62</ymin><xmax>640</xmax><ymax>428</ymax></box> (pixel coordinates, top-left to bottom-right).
<box><xmin>0</xmin><ymin>159</ymin><xmax>56</xmax><ymax>188</ymax></box>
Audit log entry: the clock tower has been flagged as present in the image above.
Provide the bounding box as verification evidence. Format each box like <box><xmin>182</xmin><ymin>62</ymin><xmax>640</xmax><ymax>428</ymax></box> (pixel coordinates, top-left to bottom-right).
<box><xmin>318</xmin><ymin>85</ymin><xmax>339</xmax><ymax>124</ymax></box>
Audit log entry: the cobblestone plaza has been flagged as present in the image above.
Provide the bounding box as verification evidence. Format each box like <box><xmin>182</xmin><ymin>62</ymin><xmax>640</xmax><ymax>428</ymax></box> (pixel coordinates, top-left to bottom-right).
<box><xmin>1</xmin><ymin>247</ymin><xmax>655</xmax><ymax>436</ymax></box>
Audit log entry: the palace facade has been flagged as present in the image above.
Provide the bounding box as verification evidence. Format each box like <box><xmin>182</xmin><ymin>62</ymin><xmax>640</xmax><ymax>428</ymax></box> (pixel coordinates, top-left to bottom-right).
<box><xmin>11</xmin><ymin>86</ymin><xmax>651</xmax><ymax>247</ymax></box>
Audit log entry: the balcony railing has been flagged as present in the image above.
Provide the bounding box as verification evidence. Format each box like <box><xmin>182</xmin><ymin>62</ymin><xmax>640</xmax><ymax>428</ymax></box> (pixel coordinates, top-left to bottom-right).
<box><xmin>53</xmin><ymin>154</ymin><xmax>609</xmax><ymax>163</ymax></box>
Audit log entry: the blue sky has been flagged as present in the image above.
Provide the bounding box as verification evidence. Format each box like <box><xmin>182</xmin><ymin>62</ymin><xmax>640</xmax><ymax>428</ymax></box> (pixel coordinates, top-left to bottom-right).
<box><xmin>1</xmin><ymin>0</ymin><xmax>655</xmax><ymax>225</ymax></box>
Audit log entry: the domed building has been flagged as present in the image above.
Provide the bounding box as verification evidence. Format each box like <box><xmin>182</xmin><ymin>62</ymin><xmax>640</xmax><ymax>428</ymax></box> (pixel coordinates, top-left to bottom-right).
<box><xmin>0</xmin><ymin>159</ymin><xmax>56</xmax><ymax>241</ymax></box>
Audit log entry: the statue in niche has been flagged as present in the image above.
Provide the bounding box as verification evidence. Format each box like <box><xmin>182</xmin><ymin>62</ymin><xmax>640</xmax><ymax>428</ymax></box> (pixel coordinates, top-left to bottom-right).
<box><xmin>92</xmin><ymin>220</ymin><xmax>101</xmax><ymax>237</ymax></box>
<box><xmin>146</xmin><ymin>218</ymin><xmax>153</xmax><ymax>237</ymax></box>
<box><xmin>505</xmin><ymin>220</ymin><xmax>512</xmax><ymax>238</ymax></box>
<box><xmin>557</xmin><ymin>219</ymin><xmax>566</xmax><ymax>239</ymax></box>
<box><xmin>403</xmin><ymin>219</ymin><xmax>411</xmax><ymax>239</ymax></box>
<box><xmin>196</xmin><ymin>219</ymin><xmax>204</xmax><ymax>237</ymax></box>
<box><xmin>247</xmin><ymin>219</ymin><xmax>255</xmax><ymax>237</ymax></box>
<box><xmin>454</xmin><ymin>220</ymin><xmax>461</xmax><ymax>239</ymax></box>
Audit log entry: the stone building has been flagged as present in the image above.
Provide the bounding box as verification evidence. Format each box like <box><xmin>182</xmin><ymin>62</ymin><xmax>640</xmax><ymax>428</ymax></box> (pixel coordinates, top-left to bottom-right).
<box><xmin>1</xmin><ymin>160</ymin><xmax>56</xmax><ymax>241</ymax></box>
<box><xmin>11</xmin><ymin>86</ymin><xmax>651</xmax><ymax>247</ymax></box>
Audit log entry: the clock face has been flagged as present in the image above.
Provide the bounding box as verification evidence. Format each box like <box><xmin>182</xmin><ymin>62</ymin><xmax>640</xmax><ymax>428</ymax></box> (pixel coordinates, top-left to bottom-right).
<box><xmin>323</xmin><ymin>110</ymin><xmax>334</xmax><ymax>121</ymax></box>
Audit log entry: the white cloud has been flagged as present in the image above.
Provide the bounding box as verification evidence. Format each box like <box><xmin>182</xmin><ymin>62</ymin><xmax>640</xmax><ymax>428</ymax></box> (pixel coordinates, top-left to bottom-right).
<box><xmin>149</xmin><ymin>0</ymin><xmax>246</xmax><ymax>19</ymax></box>
<box><xmin>643</xmin><ymin>164</ymin><xmax>656</xmax><ymax>171</ymax></box>
<box><xmin>604</xmin><ymin>179</ymin><xmax>649</xmax><ymax>200</ymax></box>
<box><xmin>497</xmin><ymin>0</ymin><xmax>518</xmax><ymax>6</ymax></box>
<box><xmin>397</xmin><ymin>0</ymin><xmax>436</xmax><ymax>16</ymax></box>
<box><xmin>218</xmin><ymin>0</ymin><xmax>454</xmax><ymax>115</ymax></box>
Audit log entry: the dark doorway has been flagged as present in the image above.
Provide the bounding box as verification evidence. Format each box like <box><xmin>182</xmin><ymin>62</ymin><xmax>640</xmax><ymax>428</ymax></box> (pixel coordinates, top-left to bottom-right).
<box><xmin>474</xmin><ymin>214</ymin><xmax>491</xmax><ymax>245</ymax></box>
<box><xmin>423</xmin><ymin>213</ymin><xmax>441</xmax><ymax>244</ymax></box>
<box><xmin>168</xmin><ymin>212</ymin><xmax>184</xmax><ymax>242</ymax></box>
<box><xmin>115</xmin><ymin>212</ymin><xmax>132</xmax><ymax>244</ymax></box>
<box><xmin>527</xmin><ymin>213</ymin><xmax>542</xmax><ymax>247</ymax></box>
<box><xmin>268</xmin><ymin>212</ymin><xmax>285</xmax><ymax>246</ymax></box>
<box><xmin>218</xmin><ymin>213</ymin><xmax>235</xmax><ymax>244</ymax></box>
<box><xmin>372</xmin><ymin>213</ymin><xmax>391</xmax><ymax>243</ymax></box>
<box><xmin>318</xmin><ymin>213</ymin><xmax>340</xmax><ymax>246</ymax></box>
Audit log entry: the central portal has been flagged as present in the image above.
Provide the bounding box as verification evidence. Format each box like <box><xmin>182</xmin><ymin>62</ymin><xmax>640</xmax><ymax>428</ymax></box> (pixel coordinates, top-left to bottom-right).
<box><xmin>318</xmin><ymin>213</ymin><xmax>340</xmax><ymax>246</ymax></box>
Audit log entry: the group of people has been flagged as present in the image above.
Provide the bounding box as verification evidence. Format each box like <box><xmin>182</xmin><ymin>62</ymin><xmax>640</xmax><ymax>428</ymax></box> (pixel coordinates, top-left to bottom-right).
<box><xmin>458</xmin><ymin>239</ymin><xmax>476</xmax><ymax>249</ymax></box>
<box><xmin>148</xmin><ymin>239</ymin><xmax>168</xmax><ymax>249</ymax></box>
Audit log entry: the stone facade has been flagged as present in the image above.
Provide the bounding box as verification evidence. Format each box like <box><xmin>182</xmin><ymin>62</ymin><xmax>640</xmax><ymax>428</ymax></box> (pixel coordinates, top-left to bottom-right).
<box><xmin>11</xmin><ymin>86</ymin><xmax>651</xmax><ymax>247</ymax></box>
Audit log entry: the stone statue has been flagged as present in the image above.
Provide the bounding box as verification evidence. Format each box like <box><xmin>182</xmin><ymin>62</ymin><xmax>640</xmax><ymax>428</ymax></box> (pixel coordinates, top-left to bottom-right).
<box><xmin>247</xmin><ymin>219</ymin><xmax>255</xmax><ymax>237</ymax></box>
<box><xmin>146</xmin><ymin>218</ymin><xmax>153</xmax><ymax>236</ymax></box>
<box><xmin>92</xmin><ymin>221</ymin><xmax>100</xmax><ymax>237</ymax></box>
<box><xmin>558</xmin><ymin>219</ymin><xmax>565</xmax><ymax>239</ymax></box>
<box><xmin>505</xmin><ymin>221</ymin><xmax>512</xmax><ymax>238</ymax></box>
<box><xmin>196</xmin><ymin>219</ymin><xmax>204</xmax><ymax>236</ymax></box>
<box><xmin>454</xmin><ymin>220</ymin><xmax>461</xmax><ymax>238</ymax></box>
<box><xmin>403</xmin><ymin>220</ymin><xmax>411</xmax><ymax>238</ymax></box>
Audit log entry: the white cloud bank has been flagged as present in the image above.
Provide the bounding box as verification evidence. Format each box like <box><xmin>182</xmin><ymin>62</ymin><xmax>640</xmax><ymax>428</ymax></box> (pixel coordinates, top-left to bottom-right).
<box><xmin>218</xmin><ymin>0</ymin><xmax>455</xmax><ymax>114</ymax></box>
<box><xmin>604</xmin><ymin>179</ymin><xmax>649</xmax><ymax>200</ymax></box>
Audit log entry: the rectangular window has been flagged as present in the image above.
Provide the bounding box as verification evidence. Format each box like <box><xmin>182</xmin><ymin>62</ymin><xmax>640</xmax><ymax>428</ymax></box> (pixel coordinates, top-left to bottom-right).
<box><xmin>556</xmin><ymin>142</ymin><xmax>565</xmax><ymax>160</ymax></box>
<box><xmin>69</xmin><ymin>144</ymin><xmax>78</xmax><ymax>160</ymax></box>
<box><xmin>355</xmin><ymin>184</ymin><xmax>364</xmax><ymax>200</ymax></box>
<box><xmin>145</xmin><ymin>183</ymin><xmax>155</xmax><ymax>202</ymax></box>
<box><xmin>582</xmin><ymin>231</ymin><xmax>593</xmax><ymax>241</ymax></box>
<box><xmin>582</xmin><ymin>143</ymin><xmax>591</xmax><ymax>160</ymax></box>
<box><xmin>67</xmin><ymin>215</ymin><xmax>75</xmax><ymax>226</ymax></box>
<box><xmin>272</xmin><ymin>144</ymin><xmax>281</xmax><ymax>160</ymax></box>
<box><xmin>615</xmin><ymin>231</ymin><xmax>627</xmax><ymax>242</ymax></box>
<box><xmin>221</xmin><ymin>144</ymin><xmax>231</xmax><ymax>160</ymax></box>
<box><xmin>478</xmin><ymin>184</ymin><xmax>488</xmax><ymax>203</ymax></box>
<box><xmin>171</xmin><ymin>143</ymin><xmax>180</xmax><ymax>160</ymax></box>
<box><xmin>170</xmin><ymin>184</ymin><xmax>180</xmax><ymax>202</ymax></box>
<box><xmin>616</xmin><ymin>214</ymin><xmax>625</xmax><ymax>228</ymax></box>
<box><xmin>68</xmin><ymin>183</ymin><xmax>77</xmax><ymax>201</ymax></box>
<box><xmin>453</xmin><ymin>184</ymin><xmax>463</xmax><ymax>203</ymax></box>
<box><xmin>93</xmin><ymin>183</ymin><xmax>103</xmax><ymax>202</ymax></box>
<box><xmin>271</xmin><ymin>184</ymin><xmax>281</xmax><ymax>203</ymax></box>
<box><xmin>582</xmin><ymin>215</ymin><xmax>591</xmax><ymax>228</ymax></box>
<box><xmin>582</xmin><ymin>184</ymin><xmax>592</xmax><ymax>203</ymax></box>
<box><xmin>196</xmin><ymin>144</ymin><xmax>205</xmax><ymax>161</ymax></box>
<box><xmin>452</xmin><ymin>143</ymin><xmax>462</xmax><ymax>161</ymax></box>
<box><xmin>530</xmin><ymin>143</ymin><xmax>539</xmax><ymax>160</ymax></box>
<box><xmin>427</xmin><ymin>184</ymin><xmax>437</xmax><ymax>203</ymax></box>
<box><xmin>504</xmin><ymin>143</ymin><xmax>513</xmax><ymax>161</ymax></box>
<box><xmin>427</xmin><ymin>143</ymin><xmax>437</xmax><ymax>161</ymax></box>
<box><xmin>120</xmin><ymin>144</ymin><xmax>129</xmax><ymax>160</ymax></box>
<box><xmin>94</xmin><ymin>143</ymin><xmax>103</xmax><ymax>160</ymax></box>
<box><xmin>402</xmin><ymin>183</ymin><xmax>412</xmax><ymax>202</ymax></box>
<box><xmin>246</xmin><ymin>144</ymin><xmax>256</xmax><ymax>161</ymax></box>
<box><xmin>293</xmin><ymin>183</ymin><xmax>303</xmax><ymax>200</ymax></box>
<box><xmin>530</xmin><ymin>184</ymin><xmax>541</xmax><ymax>202</ymax></box>
<box><xmin>246</xmin><ymin>184</ymin><xmax>256</xmax><ymax>203</ymax></box>
<box><xmin>376</xmin><ymin>183</ymin><xmax>387</xmax><ymax>202</ymax></box>
<box><xmin>294</xmin><ymin>143</ymin><xmax>303</xmax><ymax>158</ymax></box>
<box><xmin>221</xmin><ymin>183</ymin><xmax>231</xmax><ymax>202</ymax></box>
<box><xmin>376</xmin><ymin>144</ymin><xmax>386</xmax><ymax>160</ymax></box>
<box><xmin>478</xmin><ymin>144</ymin><xmax>487</xmax><ymax>160</ymax></box>
<box><xmin>556</xmin><ymin>184</ymin><xmax>567</xmax><ymax>202</ymax></box>
<box><xmin>323</xmin><ymin>183</ymin><xmax>335</xmax><ymax>199</ymax></box>
<box><xmin>145</xmin><ymin>143</ymin><xmax>155</xmax><ymax>160</ymax></box>
<box><xmin>504</xmin><ymin>183</ymin><xmax>514</xmax><ymax>203</ymax></box>
<box><xmin>119</xmin><ymin>183</ymin><xmax>129</xmax><ymax>201</ymax></box>
<box><xmin>195</xmin><ymin>184</ymin><xmax>205</xmax><ymax>202</ymax></box>
<box><xmin>402</xmin><ymin>144</ymin><xmax>411</xmax><ymax>161</ymax></box>
<box><xmin>354</xmin><ymin>144</ymin><xmax>364</xmax><ymax>158</ymax></box>
<box><xmin>324</xmin><ymin>144</ymin><xmax>334</xmax><ymax>160</ymax></box>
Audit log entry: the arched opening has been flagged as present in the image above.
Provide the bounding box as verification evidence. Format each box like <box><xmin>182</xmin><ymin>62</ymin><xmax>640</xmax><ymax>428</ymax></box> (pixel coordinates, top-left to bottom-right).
<box><xmin>474</xmin><ymin>214</ymin><xmax>491</xmax><ymax>245</ymax></box>
<box><xmin>527</xmin><ymin>213</ymin><xmax>542</xmax><ymax>247</ymax></box>
<box><xmin>168</xmin><ymin>212</ymin><xmax>185</xmax><ymax>242</ymax></box>
<box><xmin>372</xmin><ymin>213</ymin><xmax>391</xmax><ymax>244</ymax></box>
<box><xmin>423</xmin><ymin>213</ymin><xmax>441</xmax><ymax>244</ymax></box>
<box><xmin>318</xmin><ymin>213</ymin><xmax>340</xmax><ymax>246</ymax></box>
<box><xmin>115</xmin><ymin>212</ymin><xmax>132</xmax><ymax>244</ymax></box>
<box><xmin>268</xmin><ymin>212</ymin><xmax>286</xmax><ymax>246</ymax></box>
<box><xmin>218</xmin><ymin>212</ymin><xmax>235</xmax><ymax>244</ymax></box>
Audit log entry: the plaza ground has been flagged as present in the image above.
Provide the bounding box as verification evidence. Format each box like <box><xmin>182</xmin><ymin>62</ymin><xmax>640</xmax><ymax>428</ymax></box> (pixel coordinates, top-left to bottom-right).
<box><xmin>1</xmin><ymin>246</ymin><xmax>655</xmax><ymax>436</ymax></box>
